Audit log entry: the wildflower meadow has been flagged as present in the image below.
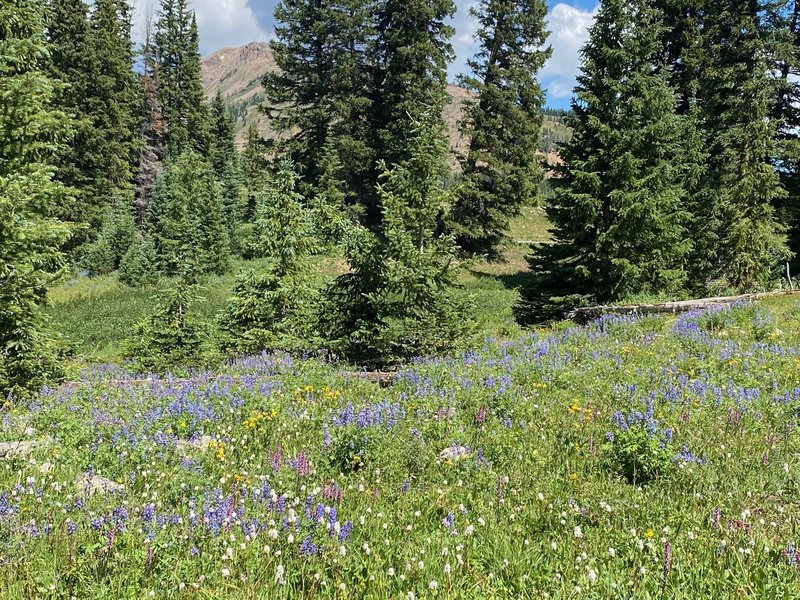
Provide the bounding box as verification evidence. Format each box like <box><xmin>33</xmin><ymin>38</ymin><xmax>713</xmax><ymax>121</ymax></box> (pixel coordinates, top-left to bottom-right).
<box><xmin>3</xmin><ymin>299</ymin><xmax>800</xmax><ymax>598</ymax></box>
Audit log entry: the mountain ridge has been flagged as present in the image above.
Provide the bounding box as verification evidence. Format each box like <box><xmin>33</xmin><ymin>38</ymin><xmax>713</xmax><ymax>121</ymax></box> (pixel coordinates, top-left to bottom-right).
<box><xmin>199</xmin><ymin>42</ymin><xmax>570</xmax><ymax>160</ymax></box>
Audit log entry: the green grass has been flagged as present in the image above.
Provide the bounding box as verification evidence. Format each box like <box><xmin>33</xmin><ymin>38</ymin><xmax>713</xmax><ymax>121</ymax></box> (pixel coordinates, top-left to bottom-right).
<box><xmin>6</xmin><ymin>297</ymin><xmax>800</xmax><ymax>598</ymax></box>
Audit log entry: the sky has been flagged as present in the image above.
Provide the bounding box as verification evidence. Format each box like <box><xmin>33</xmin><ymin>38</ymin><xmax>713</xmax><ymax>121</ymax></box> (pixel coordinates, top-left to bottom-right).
<box><xmin>126</xmin><ymin>0</ymin><xmax>599</xmax><ymax>109</ymax></box>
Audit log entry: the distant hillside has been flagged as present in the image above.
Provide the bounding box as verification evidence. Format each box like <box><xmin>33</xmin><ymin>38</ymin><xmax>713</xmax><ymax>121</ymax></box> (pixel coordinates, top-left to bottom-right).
<box><xmin>200</xmin><ymin>42</ymin><xmax>570</xmax><ymax>162</ymax></box>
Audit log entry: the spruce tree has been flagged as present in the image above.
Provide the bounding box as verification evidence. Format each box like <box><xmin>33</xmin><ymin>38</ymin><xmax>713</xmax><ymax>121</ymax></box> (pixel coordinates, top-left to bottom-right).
<box><xmin>86</xmin><ymin>0</ymin><xmax>140</xmax><ymax>211</ymax></box>
<box><xmin>774</xmin><ymin>1</ymin><xmax>800</xmax><ymax>271</ymax></box>
<box><xmin>321</xmin><ymin>115</ymin><xmax>474</xmax><ymax>367</ymax></box>
<box><xmin>147</xmin><ymin>150</ymin><xmax>230</xmax><ymax>277</ymax></box>
<box><xmin>44</xmin><ymin>0</ymin><xmax>94</xmax><ymax>238</ymax></box>
<box><xmin>263</xmin><ymin>0</ymin><xmax>375</xmax><ymax>209</ymax></box>
<box><xmin>155</xmin><ymin>0</ymin><xmax>209</xmax><ymax>155</ymax></box>
<box><xmin>450</xmin><ymin>0</ymin><xmax>550</xmax><ymax>258</ymax></box>
<box><xmin>700</xmin><ymin>1</ymin><xmax>790</xmax><ymax>290</ymax></box>
<box><xmin>82</xmin><ymin>196</ymin><xmax>137</xmax><ymax>275</ymax></box>
<box><xmin>219</xmin><ymin>161</ymin><xmax>319</xmax><ymax>354</ymax></box>
<box><xmin>1</xmin><ymin>0</ymin><xmax>72</xmax><ymax>399</ymax></box>
<box><xmin>516</xmin><ymin>0</ymin><xmax>697</xmax><ymax>323</ymax></box>
<box><xmin>209</xmin><ymin>90</ymin><xmax>246</xmax><ymax>253</ymax></box>
<box><xmin>119</xmin><ymin>234</ymin><xmax>159</xmax><ymax>288</ymax></box>
<box><xmin>125</xmin><ymin>278</ymin><xmax>208</xmax><ymax>372</ymax></box>
<box><xmin>369</xmin><ymin>0</ymin><xmax>456</xmax><ymax>223</ymax></box>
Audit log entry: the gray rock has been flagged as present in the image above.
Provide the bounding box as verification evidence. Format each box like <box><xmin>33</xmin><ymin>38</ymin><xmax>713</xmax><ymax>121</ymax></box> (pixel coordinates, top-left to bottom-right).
<box><xmin>75</xmin><ymin>474</ymin><xmax>125</xmax><ymax>496</ymax></box>
<box><xmin>0</xmin><ymin>440</ymin><xmax>39</xmax><ymax>458</ymax></box>
<box><xmin>438</xmin><ymin>445</ymin><xmax>471</xmax><ymax>461</ymax></box>
<box><xmin>176</xmin><ymin>435</ymin><xmax>215</xmax><ymax>455</ymax></box>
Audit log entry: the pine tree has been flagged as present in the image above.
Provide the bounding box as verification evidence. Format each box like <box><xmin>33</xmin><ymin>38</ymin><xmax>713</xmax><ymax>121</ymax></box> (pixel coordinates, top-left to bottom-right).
<box><xmin>771</xmin><ymin>1</ymin><xmax>800</xmax><ymax>273</ymax></box>
<box><xmin>263</xmin><ymin>0</ymin><xmax>375</xmax><ymax>209</ymax></box>
<box><xmin>321</xmin><ymin>115</ymin><xmax>474</xmax><ymax>367</ymax></box>
<box><xmin>147</xmin><ymin>150</ymin><xmax>230</xmax><ymax>277</ymax></box>
<box><xmin>516</xmin><ymin>0</ymin><xmax>698</xmax><ymax>323</ymax></box>
<box><xmin>219</xmin><ymin>161</ymin><xmax>319</xmax><ymax>354</ymax></box>
<box><xmin>81</xmin><ymin>195</ymin><xmax>137</xmax><ymax>275</ymax></box>
<box><xmin>125</xmin><ymin>278</ymin><xmax>208</xmax><ymax>372</ymax></box>
<box><xmin>369</xmin><ymin>0</ymin><xmax>456</xmax><ymax>221</ymax></box>
<box><xmin>450</xmin><ymin>0</ymin><xmax>550</xmax><ymax>258</ymax></box>
<box><xmin>155</xmin><ymin>0</ymin><xmax>209</xmax><ymax>155</ymax></box>
<box><xmin>86</xmin><ymin>0</ymin><xmax>140</xmax><ymax>212</ymax></box>
<box><xmin>209</xmin><ymin>90</ymin><xmax>246</xmax><ymax>253</ymax></box>
<box><xmin>1</xmin><ymin>0</ymin><xmax>72</xmax><ymax>399</ymax></box>
<box><xmin>119</xmin><ymin>234</ymin><xmax>159</xmax><ymax>287</ymax></box>
<box><xmin>44</xmin><ymin>0</ymin><xmax>94</xmax><ymax>240</ymax></box>
<box><xmin>700</xmin><ymin>1</ymin><xmax>790</xmax><ymax>290</ymax></box>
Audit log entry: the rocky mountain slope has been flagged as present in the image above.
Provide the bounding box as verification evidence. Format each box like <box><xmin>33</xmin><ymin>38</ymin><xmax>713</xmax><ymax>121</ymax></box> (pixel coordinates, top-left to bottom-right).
<box><xmin>200</xmin><ymin>42</ymin><xmax>570</xmax><ymax>162</ymax></box>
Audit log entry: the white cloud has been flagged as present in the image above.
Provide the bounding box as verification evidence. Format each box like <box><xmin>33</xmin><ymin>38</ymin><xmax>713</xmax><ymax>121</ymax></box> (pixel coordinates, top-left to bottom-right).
<box><xmin>125</xmin><ymin>0</ymin><xmax>269</xmax><ymax>55</ymax></box>
<box><xmin>540</xmin><ymin>3</ymin><xmax>598</xmax><ymax>100</ymax></box>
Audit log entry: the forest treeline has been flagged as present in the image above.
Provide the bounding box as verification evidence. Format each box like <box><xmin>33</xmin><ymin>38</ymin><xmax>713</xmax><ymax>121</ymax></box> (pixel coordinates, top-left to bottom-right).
<box><xmin>3</xmin><ymin>0</ymin><xmax>800</xmax><ymax>397</ymax></box>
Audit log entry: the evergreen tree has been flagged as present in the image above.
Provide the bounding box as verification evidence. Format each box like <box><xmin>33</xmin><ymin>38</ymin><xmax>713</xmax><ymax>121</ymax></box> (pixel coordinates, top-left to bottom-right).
<box><xmin>147</xmin><ymin>150</ymin><xmax>230</xmax><ymax>277</ymax></box>
<box><xmin>86</xmin><ymin>0</ymin><xmax>140</xmax><ymax>212</ymax></box>
<box><xmin>263</xmin><ymin>0</ymin><xmax>375</xmax><ymax>209</ymax></box>
<box><xmin>0</xmin><ymin>0</ymin><xmax>72</xmax><ymax>399</ymax></box>
<box><xmin>220</xmin><ymin>161</ymin><xmax>319</xmax><ymax>354</ymax></box>
<box><xmin>321</xmin><ymin>115</ymin><xmax>474</xmax><ymax>367</ymax></box>
<box><xmin>135</xmin><ymin>10</ymin><xmax>167</xmax><ymax>225</ymax></box>
<box><xmin>81</xmin><ymin>196</ymin><xmax>137</xmax><ymax>275</ymax></box>
<box><xmin>241</xmin><ymin>122</ymin><xmax>268</xmax><ymax>219</ymax></box>
<box><xmin>516</xmin><ymin>0</ymin><xmax>698</xmax><ymax>323</ymax></box>
<box><xmin>119</xmin><ymin>234</ymin><xmax>159</xmax><ymax>288</ymax></box>
<box><xmin>44</xmin><ymin>0</ymin><xmax>94</xmax><ymax>239</ymax></box>
<box><xmin>450</xmin><ymin>0</ymin><xmax>550</xmax><ymax>258</ymax></box>
<box><xmin>369</xmin><ymin>0</ymin><xmax>456</xmax><ymax>223</ymax></box>
<box><xmin>700</xmin><ymin>1</ymin><xmax>790</xmax><ymax>290</ymax></box>
<box><xmin>209</xmin><ymin>90</ymin><xmax>246</xmax><ymax>253</ymax></box>
<box><xmin>125</xmin><ymin>278</ymin><xmax>208</xmax><ymax>372</ymax></box>
<box><xmin>155</xmin><ymin>0</ymin><xmax>209</xmax><ymax>155</ymax></box>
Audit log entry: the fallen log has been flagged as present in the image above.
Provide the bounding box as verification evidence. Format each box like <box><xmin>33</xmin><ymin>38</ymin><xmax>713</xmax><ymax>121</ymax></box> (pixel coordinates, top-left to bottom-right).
<box><xmin>566</xmin><ymin>290</ymin><xmax>800</xmax><ymax>325</ymax></box>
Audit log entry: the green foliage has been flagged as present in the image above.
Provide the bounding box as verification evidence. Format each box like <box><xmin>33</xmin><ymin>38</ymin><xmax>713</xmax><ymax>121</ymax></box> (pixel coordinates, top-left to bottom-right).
<box><xmin>517</xmin><ymin>0</ymin><xmax>698</xmax><ymax>324</ymax></box>
<box><xmin>124</xmin><ymin>279</ymin><xmax>210</xmax><ymax>372</ymax></box>
<box><xmin>146</xmin><ymin>149</ymin><xmax>230</xmax><ymax>277</ymax></box>
<box><xmin>81</xmin><ymin>196</ymin><xmax>137</xmax><ymax>275</ymax></box>
<box><xmin>322</xmin><ymin>116</ymin><xmax>475</xmax><ymax>367</ymax></box>
<box><xmin>699</xmin><ymin>1</ymin><xmax>790</xmax><ymax>291</ymax></box>
<box><xmin>220</xmin><ymin>161</ymin><xmax>320</xmax><ymax>355</ymax></box>
<box><xmin>608</xmin><ymin>425</ymin><xmax>675</xmax><ymax>485</ymax></box>
<box><xmin>263</xmin><ymin>0</ymin><xmax>374</xmax><ymax>211</ymax></box>
<box><xmin>209</xmin><ymin>91</ymin><xmax>247</xmax><ymax>255</ymax></box>
<box><xmin>155</xmin><ymin>0</ymin><xmax>209</xmax><ymax>155</ymax></box>
<box><xmin>218</xmin><ymin>269</ymin><xmax>319</xmax><ymax>355</ymax></box>
<box><xmin>451</xmin><ymin>0</ymin><xmax>550</xmax><ymax>259</ymax></box>
<box><xmin>118</xmin><ymin>234</ymin><xmax>158</xmax><ymax>288</ymax></box>
<box><xmin>251</xmin><ymin>160</ymin><xmax>316</xmax><ymax>274</ymax></box>
<box><xmin>0</xmin><ymin>0</ymin><xmax>72</xmax><ymax>399</ymax></box>
<box><xmin>45</xmin><ymin>0</ymin><xmax>139</xmax><ymax>251</ymax></box>
<box><xmin>369</xmin><ymin>0</ymin><xmax>455</xmax><ymax>222</ymax></box>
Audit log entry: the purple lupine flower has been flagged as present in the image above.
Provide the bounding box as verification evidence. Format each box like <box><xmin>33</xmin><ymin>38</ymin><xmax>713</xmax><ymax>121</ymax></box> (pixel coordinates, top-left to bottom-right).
<box><xmin>662</xmin><ymin>540</ymin><xmax>672</xmax><ymax>584</ymax></box>
<box><xmin>66</xmin><ymin>520</ymin><xmax>77</xmax><ymax>535</ymax></box>
<box><xmin>442</xmin><ymin>512</ymin><xmax>454</xmax><ymax>529</ymax></box>
<box><xmin>323</xmin><ymin>425</ymin><xmax>331</xmax><ymax>448</ymax></box>
<box><xmin>338</xmin><ymin>520</ymin><xmax>353</xmax><ymax>542</ymax></box>
<box><xmin>712</xmin><ymin>507</ymin><xmax>721</xmax><ymax>530</ymax></box>
<box><xmin>299</xmin><ymin>536</ymin><xmax>319</xmax><ymax>556</ymax></box>
<box><xmin>475</xmin><ymin>406</ymin><xmax>487</xmax><ymax>426</ymax></box>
